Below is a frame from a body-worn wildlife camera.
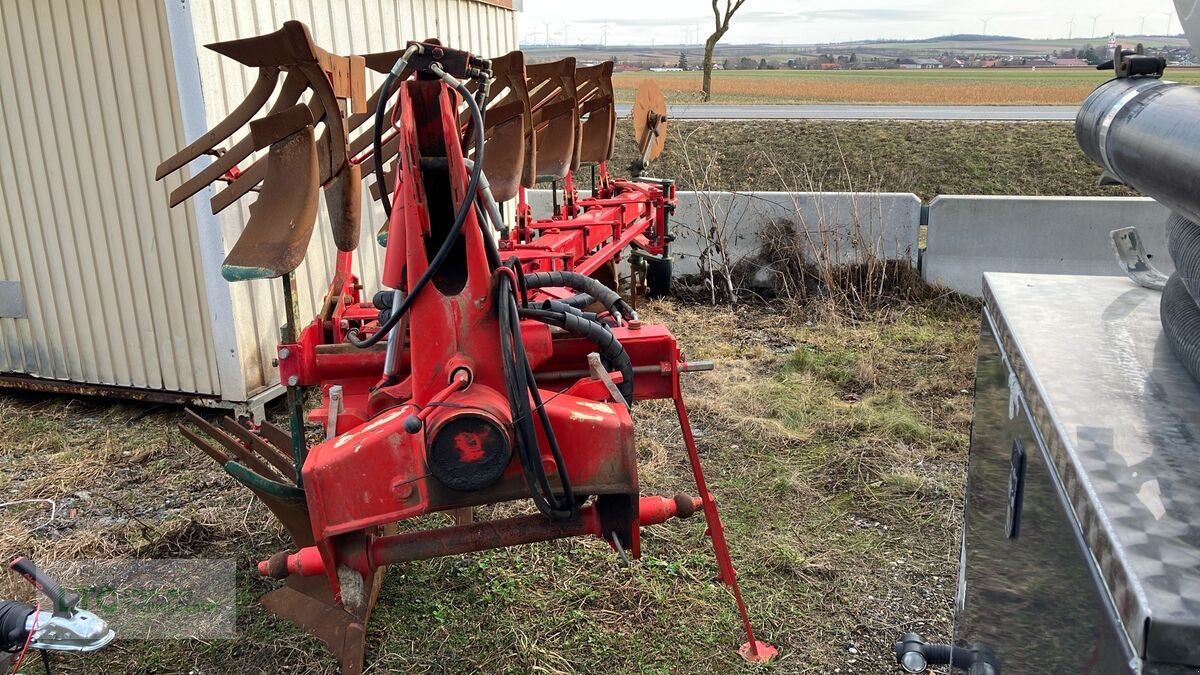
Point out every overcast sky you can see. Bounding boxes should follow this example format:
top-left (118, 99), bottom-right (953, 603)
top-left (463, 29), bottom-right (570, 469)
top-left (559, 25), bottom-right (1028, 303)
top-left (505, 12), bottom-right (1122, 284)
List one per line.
top-left (518, 0), bottom-right (1181, 45)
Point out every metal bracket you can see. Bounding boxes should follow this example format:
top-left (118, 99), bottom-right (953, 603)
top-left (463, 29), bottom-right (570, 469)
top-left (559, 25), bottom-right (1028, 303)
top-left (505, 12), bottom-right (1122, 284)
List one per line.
top-left (1111, 226), bottom-right (1168, 291)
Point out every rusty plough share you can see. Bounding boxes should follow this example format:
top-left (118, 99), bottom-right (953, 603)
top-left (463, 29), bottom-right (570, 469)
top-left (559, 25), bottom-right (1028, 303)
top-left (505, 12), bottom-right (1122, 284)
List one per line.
top-left (157, 21), bottom-right (774, 672)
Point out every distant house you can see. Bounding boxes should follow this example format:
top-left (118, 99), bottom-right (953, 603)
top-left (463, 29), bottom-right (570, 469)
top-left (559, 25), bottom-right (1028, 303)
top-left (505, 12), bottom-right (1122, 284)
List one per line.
top-left (898, 58), bottom-right (943, 69)
top-left (1050, 58), bottom-right (1089, 67)
top-left (612, 64), bottom-right (642, 72)
top-left (976, 59), bottom-right (998, 68)
top-left (1024, 58), bottom-right (1054, 68)
top-left (819, 62), bottom-right (840, 70)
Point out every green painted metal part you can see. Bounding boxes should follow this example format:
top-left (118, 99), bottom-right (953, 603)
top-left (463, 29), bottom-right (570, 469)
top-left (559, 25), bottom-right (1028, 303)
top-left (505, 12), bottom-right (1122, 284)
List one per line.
top-left (223, 461), bottom-right (307, 503)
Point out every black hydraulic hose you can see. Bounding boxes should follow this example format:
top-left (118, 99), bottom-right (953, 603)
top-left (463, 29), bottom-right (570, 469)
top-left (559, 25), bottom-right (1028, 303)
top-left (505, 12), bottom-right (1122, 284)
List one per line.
top-left (559, 293), bottom-right (595, 309)
top-left (534, 299), bottom-right (600, 323)
top-left (518, 307), bottom-right (634, 405)
top-left (522, 271), bottom-right (635, 323)
top-left (350, 67), bottom-right (489, 349)
top-left (373, 46), bottom-right (418, 219)
top-left (497, 265), bottom-right (577, 519)
top-left (478, 202), bottom-right (502, 271)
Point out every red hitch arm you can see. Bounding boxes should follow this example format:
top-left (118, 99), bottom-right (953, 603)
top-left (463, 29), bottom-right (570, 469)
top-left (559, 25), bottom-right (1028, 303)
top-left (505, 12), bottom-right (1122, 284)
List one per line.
top-left (260, 494), bottom-right (701, 579)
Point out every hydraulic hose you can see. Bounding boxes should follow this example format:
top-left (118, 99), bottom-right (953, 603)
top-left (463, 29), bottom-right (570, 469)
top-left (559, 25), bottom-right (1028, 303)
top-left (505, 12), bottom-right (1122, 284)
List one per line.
top-left (350, 62), bottom-right (489, 349)
top-left (522, 271), bottom-right (636, 324)
top-left (518, 307), bottom-right (634, 404)
top-left (497, 263), bottom-right (578, 519)
top-left (374, 45), bottom-right (420, 219)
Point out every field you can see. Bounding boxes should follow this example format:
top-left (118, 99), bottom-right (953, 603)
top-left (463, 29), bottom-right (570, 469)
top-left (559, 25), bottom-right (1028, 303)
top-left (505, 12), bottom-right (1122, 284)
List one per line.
top-left (0, 297), bottom-right (978, 674)
top-left (611, 68), bottom-right (1200, 105)
top-left (605, 120), bottom-right (1131, 201)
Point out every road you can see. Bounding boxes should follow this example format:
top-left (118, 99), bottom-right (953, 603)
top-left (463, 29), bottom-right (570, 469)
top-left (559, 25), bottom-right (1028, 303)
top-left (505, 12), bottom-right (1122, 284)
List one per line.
top-left (613, 104), bottom-right (1079, 121)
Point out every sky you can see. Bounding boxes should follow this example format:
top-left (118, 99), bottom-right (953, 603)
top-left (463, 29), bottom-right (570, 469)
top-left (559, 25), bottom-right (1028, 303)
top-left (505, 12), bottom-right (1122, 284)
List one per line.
top-left (517, 0), bottom-right (1182, 46)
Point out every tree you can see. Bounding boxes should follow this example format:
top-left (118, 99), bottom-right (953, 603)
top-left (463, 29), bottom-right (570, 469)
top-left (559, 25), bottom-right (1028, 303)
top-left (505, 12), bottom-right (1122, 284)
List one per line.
top-left (702, 0), bottom-right (749, 101)
top-left (757, 57), bottom-right (768, 70)
top-left (678, 51), bottom-right (689, 70)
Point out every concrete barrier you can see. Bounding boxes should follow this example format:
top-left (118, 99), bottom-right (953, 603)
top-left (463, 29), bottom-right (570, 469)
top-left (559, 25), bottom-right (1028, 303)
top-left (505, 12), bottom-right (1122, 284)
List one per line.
top-left (924, 196), bottom-right (1174, 296)
top-left (525, 189), bottom-right (921, 278)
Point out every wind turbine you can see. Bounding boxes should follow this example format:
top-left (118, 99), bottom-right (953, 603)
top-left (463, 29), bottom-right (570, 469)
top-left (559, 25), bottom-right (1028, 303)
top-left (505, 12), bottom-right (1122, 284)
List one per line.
top-left (1164, 11), bottom-right (1176, 35)
top-left (1066, 17), bottom-right (1075, 40)
top-left (601, 22), bottom-right (609, 47)
top-left (1090, 14), bottom-right (1101, 38)
top-left (1140, 14), bottom-right (1149, 36)
top-left (981, 16), bottom-right (993, 35)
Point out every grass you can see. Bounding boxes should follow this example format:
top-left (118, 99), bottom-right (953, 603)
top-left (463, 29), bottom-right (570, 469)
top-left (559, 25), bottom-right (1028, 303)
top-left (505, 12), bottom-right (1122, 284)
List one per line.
top-left (611, 68), bottom-right (1200, 105)
top-left (0, 296), bottom-right (979, 674)
top-left (606, 119), bottom-right (1132, 201)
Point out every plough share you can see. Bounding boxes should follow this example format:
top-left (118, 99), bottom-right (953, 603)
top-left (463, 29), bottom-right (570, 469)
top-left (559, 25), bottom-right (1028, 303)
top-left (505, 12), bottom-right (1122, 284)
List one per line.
top-left (157, 22), bottom-right (775, 673)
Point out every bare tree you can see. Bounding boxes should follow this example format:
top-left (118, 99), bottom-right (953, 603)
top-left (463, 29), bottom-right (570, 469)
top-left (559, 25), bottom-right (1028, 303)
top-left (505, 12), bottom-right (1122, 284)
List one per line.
top-left (702, 0), bottom-right (748, 102)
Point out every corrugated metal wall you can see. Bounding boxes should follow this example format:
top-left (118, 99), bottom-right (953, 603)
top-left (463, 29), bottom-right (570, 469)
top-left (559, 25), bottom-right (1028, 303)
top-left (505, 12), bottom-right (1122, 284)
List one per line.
top-left (185, 0), bottom-right (518, 395)
top-left (0, 0), bottom-right (221, 394)
top-left (0, 0), bottom-right (515, 401)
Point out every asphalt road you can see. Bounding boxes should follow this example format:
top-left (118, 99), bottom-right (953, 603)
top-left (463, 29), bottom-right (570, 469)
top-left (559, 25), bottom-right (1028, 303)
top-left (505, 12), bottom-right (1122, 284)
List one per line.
top-left (614, 104), bottom-right (1079, 121)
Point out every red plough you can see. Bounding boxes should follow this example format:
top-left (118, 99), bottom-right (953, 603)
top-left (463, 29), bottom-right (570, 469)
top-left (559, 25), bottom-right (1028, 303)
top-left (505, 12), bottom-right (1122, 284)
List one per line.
top-left (158, 25), bottom-right (775, 673)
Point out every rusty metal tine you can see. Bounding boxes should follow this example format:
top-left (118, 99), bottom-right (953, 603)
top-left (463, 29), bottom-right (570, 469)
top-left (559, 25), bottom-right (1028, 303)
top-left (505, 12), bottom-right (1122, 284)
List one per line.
top-left (217, 418), bottom-right (298, 484)
top-left (179, 425), bottom-right (229, 465)
top-left (368, 164), bottom-right (397, 203)
top-left (297, 62), bottom-right (348, 181)
top-left (258, 420), bottom-right (296, 454)
top-left (168, 73), bottom-right (308, 208)
top-left (350, 102), bottom-right (399, 155)
top-left (205, 21), bottom-right (318, 67)
top-left (209, 89), bottom-right (337, 214)
top-left (326, 163), bottom-right (362, 252)
top-left (185, 410), bottom-right (280, 480)
top-left (156, 68), bottom-right (280, 180)
top-left (210, 160), bottom-right (266, 214)
top-left (359, 133), bottom-right (400, 179)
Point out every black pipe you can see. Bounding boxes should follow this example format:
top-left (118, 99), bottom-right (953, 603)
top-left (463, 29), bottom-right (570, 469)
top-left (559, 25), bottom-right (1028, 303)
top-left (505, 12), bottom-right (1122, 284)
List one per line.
top-left (1076, 77), bottom-right (1200, 225)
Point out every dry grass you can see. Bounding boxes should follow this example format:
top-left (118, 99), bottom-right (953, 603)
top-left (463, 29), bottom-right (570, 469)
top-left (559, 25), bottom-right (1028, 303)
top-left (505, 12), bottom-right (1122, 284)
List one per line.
top-left (0, 296), bottom-right (978, 674)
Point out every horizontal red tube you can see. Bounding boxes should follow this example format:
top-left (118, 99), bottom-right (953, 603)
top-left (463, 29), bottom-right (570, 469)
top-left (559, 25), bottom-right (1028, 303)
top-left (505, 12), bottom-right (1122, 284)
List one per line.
top-left (259, 494), bottom-right (700, 579)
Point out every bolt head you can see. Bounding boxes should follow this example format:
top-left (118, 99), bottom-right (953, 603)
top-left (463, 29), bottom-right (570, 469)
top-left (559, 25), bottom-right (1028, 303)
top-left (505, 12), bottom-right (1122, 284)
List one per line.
top-left (287, 375), bottom-right (299, 386)
top-left (391, 480), bottom-right (414, 499)
top-left (278, 347), bottom-right (291, 359)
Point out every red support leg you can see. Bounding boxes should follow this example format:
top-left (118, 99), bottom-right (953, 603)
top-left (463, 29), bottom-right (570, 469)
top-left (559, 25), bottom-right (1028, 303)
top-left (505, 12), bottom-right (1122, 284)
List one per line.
top-left (672, 366), bottom-right (778, 664)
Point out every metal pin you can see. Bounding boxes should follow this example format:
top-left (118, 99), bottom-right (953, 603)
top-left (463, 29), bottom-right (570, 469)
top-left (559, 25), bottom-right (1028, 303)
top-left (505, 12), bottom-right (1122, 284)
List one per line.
top-left (611, 533), bottom-right (630, 566)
